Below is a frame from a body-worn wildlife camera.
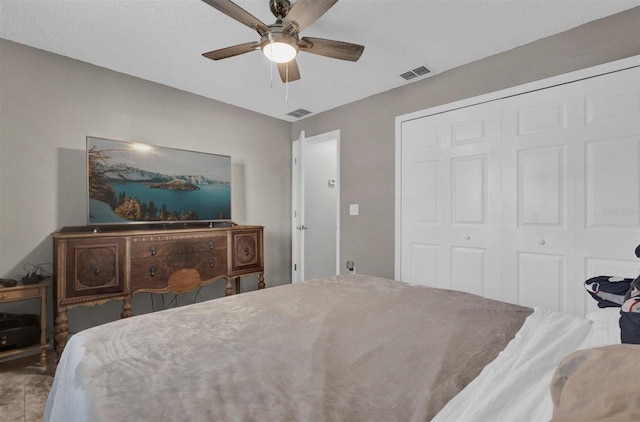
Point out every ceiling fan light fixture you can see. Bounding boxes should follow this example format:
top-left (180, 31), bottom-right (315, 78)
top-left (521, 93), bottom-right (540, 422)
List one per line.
top-left (261, 31), bottom-right (298, 63)
top-left (263, 41), bottom-right (297, 63)
top-left (201, 0), bottom-right (365, 82)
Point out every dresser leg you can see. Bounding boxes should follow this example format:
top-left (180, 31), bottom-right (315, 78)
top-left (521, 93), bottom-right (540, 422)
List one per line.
top-left (39, 346), bottom-right (47, 368)
top-left (225, 278), bottom-right (233, 296)
top-left (121, 297), bottom-right (133, 318)
top-left (258, 273), bottom-right (265, 289)
top-left (54, 309), bottom-right (68, 360)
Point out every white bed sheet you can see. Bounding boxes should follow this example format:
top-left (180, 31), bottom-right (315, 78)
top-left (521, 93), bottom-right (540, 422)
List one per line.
top-left (585, 307), bottom-right (622, 347)
top-left (433, 307), bottom-right (598, 422)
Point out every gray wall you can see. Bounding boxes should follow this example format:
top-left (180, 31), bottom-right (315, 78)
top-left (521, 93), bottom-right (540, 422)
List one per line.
top-left (0, 39), bottom-right (291, 332)
top-left (292, 7), bottom-right (640, 280)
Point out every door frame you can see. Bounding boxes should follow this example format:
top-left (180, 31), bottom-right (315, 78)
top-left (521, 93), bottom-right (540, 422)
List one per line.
top-left (292, 130), bottom-right (341, 282)
top-left (395, 55), bottom-right (640, 281)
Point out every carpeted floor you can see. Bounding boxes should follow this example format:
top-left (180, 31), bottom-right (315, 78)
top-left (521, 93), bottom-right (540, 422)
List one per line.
top-left (0, 351), bottom-right (56, 422)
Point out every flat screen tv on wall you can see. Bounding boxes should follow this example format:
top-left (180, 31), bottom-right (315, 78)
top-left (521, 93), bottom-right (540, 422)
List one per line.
top-left (87, 136), bottom-right (231, 226)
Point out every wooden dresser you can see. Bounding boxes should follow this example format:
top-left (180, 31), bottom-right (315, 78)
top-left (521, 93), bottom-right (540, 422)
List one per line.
top-left (52, 224), bottom-right (264, 357)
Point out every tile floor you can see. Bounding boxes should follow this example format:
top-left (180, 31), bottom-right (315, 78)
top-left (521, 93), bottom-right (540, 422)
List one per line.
top-left (0, 351), bottom-right (55, 422)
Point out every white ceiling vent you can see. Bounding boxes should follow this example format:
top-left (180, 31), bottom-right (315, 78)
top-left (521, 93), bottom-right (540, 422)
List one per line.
top-left (400, 65), bottom-right (433, 81)
top-left (287, 108), bottom-right (312, 118)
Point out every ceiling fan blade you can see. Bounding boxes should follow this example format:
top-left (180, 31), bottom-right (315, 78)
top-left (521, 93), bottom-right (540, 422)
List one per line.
top-left (299, 37), bottom-right (364, 62)
top-left (277, 60), bottom-right (301, 83)
top-left (201, 0), bottom-right (269, 34)
top-left (284, 0), bottom-right (338, 32)
top-left (202, 42), bottom-right (258, 60)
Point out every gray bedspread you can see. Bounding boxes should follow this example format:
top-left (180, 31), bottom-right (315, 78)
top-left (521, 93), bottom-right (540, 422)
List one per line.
top-left (45, 275), bottom-right (532, 421)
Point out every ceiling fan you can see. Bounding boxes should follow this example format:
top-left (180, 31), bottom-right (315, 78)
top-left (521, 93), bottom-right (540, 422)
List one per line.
top-left (201, 0), bottom-right (365, 83)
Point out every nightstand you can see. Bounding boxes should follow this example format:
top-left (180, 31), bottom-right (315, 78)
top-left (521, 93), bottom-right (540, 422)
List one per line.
top-left (0, 278), bottom-right (49, 368)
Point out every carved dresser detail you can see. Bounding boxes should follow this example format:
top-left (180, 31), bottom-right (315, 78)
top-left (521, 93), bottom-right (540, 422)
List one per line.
top-left (52, 224), bottom-right (264, 357)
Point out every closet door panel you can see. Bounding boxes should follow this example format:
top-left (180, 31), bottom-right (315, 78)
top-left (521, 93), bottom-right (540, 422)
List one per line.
top-left (448, 102), bottom-right (502, 300)
top-left (407, 159), bottom-right (440, 286)
top-left (401, 115), bottom-right (449, 288)
top-left (576, 67), bottom-right (640, 314)
top-left (451, 246), bottom-right (486, 296)
top-left (518, 146), bottom-right (565, 226)
top-left (452, 155), bottom-right (486, 224)
top-left (502, 83), bottom-right (580, 312)
top-left (410, 243), bottom-right (439, 287)
top-left (401, 101), bottom-right (502, 298)
top-left (518, 252), bottom-right (565, 311)
top-left (586, 138), bottom-right (638, 228)
top-left (410, 160), bottom-right (439, 223)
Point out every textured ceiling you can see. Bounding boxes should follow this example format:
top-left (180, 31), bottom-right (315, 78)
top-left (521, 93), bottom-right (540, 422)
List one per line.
top-left (1, 0), bottom-right (639, 122)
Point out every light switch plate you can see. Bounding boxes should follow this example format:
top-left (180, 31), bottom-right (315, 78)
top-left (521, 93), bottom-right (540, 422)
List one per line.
top-left (349, 204), bottom-right (359, 216)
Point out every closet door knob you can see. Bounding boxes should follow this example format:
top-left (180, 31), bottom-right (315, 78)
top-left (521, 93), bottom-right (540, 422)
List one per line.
top-left (537, 238), bottom-right (546, 245)
top-left (464, 234), bottom-right (471, 240)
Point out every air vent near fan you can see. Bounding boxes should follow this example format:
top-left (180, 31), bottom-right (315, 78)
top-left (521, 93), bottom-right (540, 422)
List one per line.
top-left (400, 65), bottom-right (433, 81)
top-left (287, 108), bottom-right (312, 118)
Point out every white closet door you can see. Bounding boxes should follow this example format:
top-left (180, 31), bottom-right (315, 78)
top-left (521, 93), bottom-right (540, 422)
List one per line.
top-left (400, 101), bottom-right (503, 299)
top-left (401, 112), bottom-right (448, 288)
top-left (576, 68), bottom-right (640, 314)
top-left (501, 67), bottom-right (640, 315)
top-left (501, 82), bottom-right (582, 313)
top-left (399, 63), bottom-right (640, 316)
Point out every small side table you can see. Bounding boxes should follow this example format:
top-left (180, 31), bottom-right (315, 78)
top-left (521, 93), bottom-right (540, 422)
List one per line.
top-left (0, 278), bottom-right (49, 368)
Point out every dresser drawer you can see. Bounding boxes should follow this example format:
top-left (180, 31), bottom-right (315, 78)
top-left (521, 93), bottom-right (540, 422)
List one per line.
top-left (130, 249), bottom-right (228, 293)
top-left (64, 237), bottom-right (126, 298)
top-left (0, 286), bottom-right (41, 301)
top-left (230, 228), bottom-right (264, 276)
top-left (130, 235), bottom-right (227, 259)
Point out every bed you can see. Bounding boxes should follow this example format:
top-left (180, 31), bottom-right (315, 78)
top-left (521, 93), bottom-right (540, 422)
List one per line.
top-left (44, 274), bottom-right (638, 421)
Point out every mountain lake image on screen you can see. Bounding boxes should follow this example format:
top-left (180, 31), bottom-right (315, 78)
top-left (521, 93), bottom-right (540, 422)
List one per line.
top-left (86, 137), bottom-right (231, 225)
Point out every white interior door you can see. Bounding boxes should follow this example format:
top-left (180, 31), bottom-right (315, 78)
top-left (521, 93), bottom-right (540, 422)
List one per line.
top-left (292, 132), bottom-right (304, 282)
top-left (292, 130), bottom-right (340, 282)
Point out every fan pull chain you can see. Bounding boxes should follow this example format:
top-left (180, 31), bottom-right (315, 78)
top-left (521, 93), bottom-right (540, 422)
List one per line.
top-left (270, 59), bottom-right (274, 88)
top-left (269, 37), bottom-right (275, 89)
top-left (269, 38), bottom-right (274, 89)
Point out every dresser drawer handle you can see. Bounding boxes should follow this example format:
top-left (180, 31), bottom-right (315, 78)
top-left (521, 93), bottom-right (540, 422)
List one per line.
top-left (149, 266), bottom-right (156, 277)
top-left (93, 264), bottom-right (101, 275)
top-left (150, 246), bottom-right (156, 256)
top-left (209, 259), bottom-right (215, 268)
top-left (209, 241), bottom-right (215, 249)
